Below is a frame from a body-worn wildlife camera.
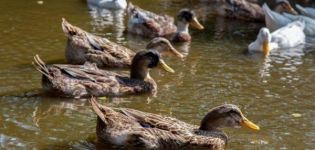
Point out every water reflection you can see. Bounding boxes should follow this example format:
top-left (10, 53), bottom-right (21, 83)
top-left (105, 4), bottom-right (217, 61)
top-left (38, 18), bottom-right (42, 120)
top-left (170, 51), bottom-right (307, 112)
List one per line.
top-left (258, 45), bottom-right (305, 82)
top-left (87, 3), bottom-right (126, 43)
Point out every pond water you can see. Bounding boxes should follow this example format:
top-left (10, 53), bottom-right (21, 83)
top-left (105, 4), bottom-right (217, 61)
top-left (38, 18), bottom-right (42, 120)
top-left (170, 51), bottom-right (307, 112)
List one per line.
top-left (0, 0), bottom-right (314, 149)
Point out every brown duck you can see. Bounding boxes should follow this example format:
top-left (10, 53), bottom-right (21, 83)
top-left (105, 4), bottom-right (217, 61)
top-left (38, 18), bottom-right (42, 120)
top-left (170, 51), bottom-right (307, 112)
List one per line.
top-left (90, 98), bottom-right (260, 149)
top-left (215, 0), bottom-right (298, 22)
top-left (33, 50), bottom-right (174, 98)
top-left (127, 3), bottom-right (204, 42)
top-left (62, 18), bottom-right (183, 67)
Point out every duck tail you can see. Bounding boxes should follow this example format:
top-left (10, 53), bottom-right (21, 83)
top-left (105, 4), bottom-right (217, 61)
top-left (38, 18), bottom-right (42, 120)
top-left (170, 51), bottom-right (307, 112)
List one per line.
top-left (90, 97), bottom-right (116, 125)
top-left (32, 55), bottom-right (53, 80)
top-left (61, 18), bottom-right (83, 38)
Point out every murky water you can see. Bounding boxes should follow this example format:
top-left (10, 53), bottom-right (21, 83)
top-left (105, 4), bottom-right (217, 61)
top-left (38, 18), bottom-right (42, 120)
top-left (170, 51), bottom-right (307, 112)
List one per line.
top-left (0, 0), bottom-right (314, 149)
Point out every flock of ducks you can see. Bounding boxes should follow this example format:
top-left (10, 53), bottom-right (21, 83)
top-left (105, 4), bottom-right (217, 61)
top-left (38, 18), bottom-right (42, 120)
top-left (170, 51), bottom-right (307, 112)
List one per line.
top-left (32, 0), bottom-right (314, 149)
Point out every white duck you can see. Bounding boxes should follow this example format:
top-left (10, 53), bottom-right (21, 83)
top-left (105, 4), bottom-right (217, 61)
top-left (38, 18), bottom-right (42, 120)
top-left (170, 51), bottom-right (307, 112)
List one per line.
top-left (296, 4), bottom-right (315, 19)
top-left (248, 21), bottom-right (305, 56)
top-left (263, 3), bottom-right (315, 36)
top-left (87, 0), bottom-right (127, 9)
top-left (282, 13), bottom-right (315, 36)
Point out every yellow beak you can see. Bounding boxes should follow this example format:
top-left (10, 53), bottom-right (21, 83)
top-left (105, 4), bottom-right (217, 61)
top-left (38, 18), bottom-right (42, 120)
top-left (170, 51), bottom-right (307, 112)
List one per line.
top-left (190, 17), bottom-right (204, 30)
top-left (169, 47), bottom-right (184, 59)
top-left (288, 6), bottom-right (298, 15)
top-left (159, 59), bottom-right (175, 73)
top-left (240, 117), bottom-right (260, 130)
top-left (262, 41), bottom-right (270, 57)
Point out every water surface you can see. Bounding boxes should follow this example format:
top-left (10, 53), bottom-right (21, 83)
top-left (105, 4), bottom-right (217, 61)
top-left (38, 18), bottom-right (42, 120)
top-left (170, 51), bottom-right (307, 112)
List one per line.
top-left (0, 0), bottom-right (314, 149)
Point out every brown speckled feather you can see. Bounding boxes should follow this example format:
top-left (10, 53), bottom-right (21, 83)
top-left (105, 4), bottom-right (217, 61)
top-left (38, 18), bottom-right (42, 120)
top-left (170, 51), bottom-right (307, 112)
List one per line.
top-left (33, 55), bottom-right (156, 98)
top-left (218, 0), bottom-right (264, 22)
top-left (62, 18), bottom-right (135, 68)
top-left (90, 99), bottom-right (227, 149)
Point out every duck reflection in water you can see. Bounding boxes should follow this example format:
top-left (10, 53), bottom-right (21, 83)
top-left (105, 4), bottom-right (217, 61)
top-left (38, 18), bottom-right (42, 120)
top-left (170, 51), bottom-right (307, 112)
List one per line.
top-left (87, 2), bottom-right (126, 42)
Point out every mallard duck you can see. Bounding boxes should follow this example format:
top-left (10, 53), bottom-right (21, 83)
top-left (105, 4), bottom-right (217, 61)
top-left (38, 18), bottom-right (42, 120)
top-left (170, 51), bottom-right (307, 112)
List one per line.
top-left (62, 18), bottom-right (183, 68)
top-left (263, 4), bottom-right (315, 36)
top-left (127, 3), bottom-right (204, 42)
top-left (296, 4), bottom-right (315, 19)
top-left (215, 0), bottom-right (297, 22)
top-left (90, 98), bottom-right (259, 149)
top-left (33, 50), bottom-right (175, 98)
top-left (87, 0), bottom-right (127, 9)
top-left (248, 21), bottom-right (305, 56)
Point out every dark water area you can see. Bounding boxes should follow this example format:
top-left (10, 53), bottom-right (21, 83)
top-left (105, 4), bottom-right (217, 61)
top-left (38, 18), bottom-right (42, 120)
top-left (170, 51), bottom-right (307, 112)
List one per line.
top-left (0, 0), bottom-right (314, 149)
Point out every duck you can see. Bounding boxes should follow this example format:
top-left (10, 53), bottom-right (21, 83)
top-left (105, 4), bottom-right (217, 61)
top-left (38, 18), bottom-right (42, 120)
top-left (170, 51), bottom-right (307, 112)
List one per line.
top-left (33, 50), bottom-right (175, 98)
top-left (87, 0), bottom-right (127, 9)
top-left (263, 3), bottom-right (315, 36)
top-left (127, 3), bottom-right (204, 42)
top-left (296, 4), bottom-right (315, 19)
top-left (248, 21), bottom-right (305, 56)
top-left (215, 0), bottom-right (297, 22)
top-left (90, 98), bottom-right (260, 149)
top-left (62, 18), bottom-right (183, 68)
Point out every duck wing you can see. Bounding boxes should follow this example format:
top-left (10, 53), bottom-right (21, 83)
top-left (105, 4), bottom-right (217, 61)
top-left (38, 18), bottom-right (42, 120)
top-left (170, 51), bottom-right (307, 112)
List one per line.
top-left (296, 4), bottom-right (315, 20)
top-left (262, 3), bottom-right (292, 31)
top-left (282, 13), bottom-right (315, 36)
top-left (117, 108), bottom-right (197, 135)
top-left (271, 21), bottom-right (305, 48)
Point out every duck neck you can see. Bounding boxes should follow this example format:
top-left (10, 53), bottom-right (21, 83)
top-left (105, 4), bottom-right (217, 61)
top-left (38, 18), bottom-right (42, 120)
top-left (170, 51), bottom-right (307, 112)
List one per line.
top-left (176, 21), bottom-right (189, 34)
top-left (130, 63), bottom-right (149, 81)
top-left (199, 113), bottom-right (221, 131)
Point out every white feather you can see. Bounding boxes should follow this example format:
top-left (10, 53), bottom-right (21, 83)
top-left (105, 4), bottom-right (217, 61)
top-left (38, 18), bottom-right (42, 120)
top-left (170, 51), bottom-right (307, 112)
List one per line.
top-left (248, 21), bottom-right (305, 53)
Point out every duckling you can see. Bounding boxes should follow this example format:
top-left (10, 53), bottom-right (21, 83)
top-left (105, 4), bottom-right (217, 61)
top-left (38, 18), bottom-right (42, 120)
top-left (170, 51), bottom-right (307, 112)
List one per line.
top-left (90, 98), bottom-right (259, 149)
top-left (62, 18), bottom-right (183, 68)
top-left (87, 0), bottom-right (127, 9)
top-left (33, 50), bottom-right (174, 98)
top-left (216, 0), bottom-right (297, 22)
top-left (127, 3), bottom-right (204, 42)
top-left (248, 21), bottom-right (305, 56)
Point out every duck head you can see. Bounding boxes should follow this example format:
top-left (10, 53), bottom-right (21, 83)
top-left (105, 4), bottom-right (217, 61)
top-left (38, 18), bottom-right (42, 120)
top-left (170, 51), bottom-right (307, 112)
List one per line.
top-left (146, 37), bottom-right (184, 58)
top-left (177, 9), bottom-right (204, 31)
top-left (257, 28), bottom-right (272, 57)
top-left (130, 50), bottom-right (174, 80)
top-left (274, 0), bottom-right (298, 15)
top-left (199, 104), bottom-right (260, 131)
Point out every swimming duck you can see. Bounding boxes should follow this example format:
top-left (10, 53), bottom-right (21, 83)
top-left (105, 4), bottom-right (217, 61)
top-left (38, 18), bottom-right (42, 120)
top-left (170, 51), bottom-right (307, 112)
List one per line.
top-left (215, 0), bottom-right (297, 22)
top-left (127, 3), bottom-right (204, 42)
top-left (62, 18), bottom-right (183, 68)
top-left (248, 21), bottom-right (305, 56)
top-left (263, 4), bottom-right (315, 36)
top-left (87, 0), bottom-right (127, 9)
top-left (33, 50), bottom-right (174, 98)
top-left (296, 4), bottom-right (315, 19)
top-left (90, 98), bottom-right (259, 149)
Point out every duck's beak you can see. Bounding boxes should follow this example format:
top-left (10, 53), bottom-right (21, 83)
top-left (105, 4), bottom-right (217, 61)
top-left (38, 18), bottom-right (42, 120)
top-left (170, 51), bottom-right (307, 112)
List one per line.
top-left (159, 59), bottom-right (175, 73)
top-left (240, 116), bottom-right (260, 130)
top-left (169, 47), bottom-right (184, 59)
top-left (288, 6), bottom-right (298, 15)
top-left (262, 40), bottom-right (270, 57)
top-left (190, 17), bottom-right (204, 30)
